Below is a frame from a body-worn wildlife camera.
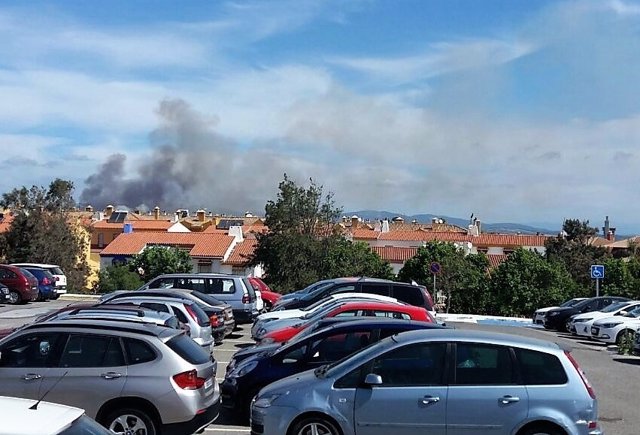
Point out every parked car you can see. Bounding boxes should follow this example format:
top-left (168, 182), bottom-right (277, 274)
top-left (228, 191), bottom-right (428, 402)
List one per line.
top-left (0, 283), bottom-right (10, 304)
top-left (248, 277), bottom-right (281, 311)
top-left (102, 289), bottom-right (234, 342)
top-left (568, 300), bottom-right (640, 337)
top-left (0, 319), bottom-right (220, 435)
top-left (21, 267), bottom-right (57, 301)
top-left (259, 300), bottom-right (434, 344)
top-left (532, 297), bottom-right (587, 325)
top-left (591, 306), bottom-right (640, 345)
top-left (271, 277), bottom-right (435, 317)
top-left (251, 328), bottom-right (602, 435)
top-left (251, 293), bottom-right (400, 340)
top-left (11, 263), bottom-right (67, 299)
top-left (140, 273), bottom-right (259, 323)
top-left (544, 295), bottom-right (631, 331)
top-left (52, 304), bottom-right (184, 330)
top-left (223, 318), bottom-right (446, 421)
top-left (101, 294), bottom-right (217, 351)
top-left (0, 395), bottom-right (111, 435)
top-left (0, 264), bottom-right (39, 304)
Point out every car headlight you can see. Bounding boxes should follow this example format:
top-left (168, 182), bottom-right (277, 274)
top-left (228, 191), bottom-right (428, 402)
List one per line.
top-left (600, 322), bottom-right (623, 328)
top-left (260, 337), bottom-right (275, 344)
top-left (228, 360), bottom-right (258, 378)
top-left (256, 328), bottom-right (267, 337)
top-left (253, 393), bottom-right (282, 409)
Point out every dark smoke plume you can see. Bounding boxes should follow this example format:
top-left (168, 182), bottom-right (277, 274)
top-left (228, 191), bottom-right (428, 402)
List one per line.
top-left (80, 99), bottom-right (291, 214)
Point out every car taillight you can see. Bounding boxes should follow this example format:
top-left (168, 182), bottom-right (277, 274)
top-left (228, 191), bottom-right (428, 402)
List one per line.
top-left (185, 305), bottom-right (199, 322)
top-left (209, 314), bottom-right (220, 328)
top-left (565, 350), bottom-right (596, 399)
top-left (54, 276), bottom-right (60, 282)
top-left (242, 294), bottom-right (250, 304)
top-left (172, 369), bottom-right (205, 390)
top-left (42, 277), bottom-right (51, 286)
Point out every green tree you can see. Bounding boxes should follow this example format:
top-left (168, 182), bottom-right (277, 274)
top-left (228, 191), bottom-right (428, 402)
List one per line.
top-left (599, 257), bottom-right (640, 299)
top-left (490, 248), bottom-right (576, 317)
top-left (0, 179), bottom-right (90, 291)
top-left (545, 218), bottom-right (608, 294)
top-left (322, 238), bottom-right (394, 281)
top-left (398, 242), bottom-right (490, 314)
top-left (95, 265), bottom-right (144, 293)
top-left (128, 246), bottom-right (193, 283)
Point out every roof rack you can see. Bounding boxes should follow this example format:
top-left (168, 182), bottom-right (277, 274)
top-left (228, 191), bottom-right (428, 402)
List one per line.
top-left (67, 305), bottom-right (148, 317)
top-left (24, 320), bottom-right (162, 337)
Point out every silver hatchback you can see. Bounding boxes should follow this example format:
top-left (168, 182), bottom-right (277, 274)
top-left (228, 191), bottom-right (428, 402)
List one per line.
top-left (251, 329), bottom-right (602, 435)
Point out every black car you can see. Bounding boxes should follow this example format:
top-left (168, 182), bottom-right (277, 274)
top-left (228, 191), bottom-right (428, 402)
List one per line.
top-left (221, 318), bottom-right (446, 421)
top-left (544, 295), bottom-right (631, 331)
top-left (0, 283), bottom-right (9, 303)
top-left (271, 277), bottom-right (434, 313)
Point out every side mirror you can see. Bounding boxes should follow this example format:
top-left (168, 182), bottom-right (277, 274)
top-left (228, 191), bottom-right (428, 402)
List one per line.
top-left (364, 373), bottom-right (383, 386)
top-left (619, 311), bottom-right (628, 317)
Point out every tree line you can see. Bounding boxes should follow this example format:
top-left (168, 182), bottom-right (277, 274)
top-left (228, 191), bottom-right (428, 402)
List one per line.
top-left (2, 177), bottom-right (639, 317)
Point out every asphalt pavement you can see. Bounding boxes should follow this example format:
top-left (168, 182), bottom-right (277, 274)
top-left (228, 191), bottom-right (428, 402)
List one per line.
top-left (1, 298), bottom-right (638, 435)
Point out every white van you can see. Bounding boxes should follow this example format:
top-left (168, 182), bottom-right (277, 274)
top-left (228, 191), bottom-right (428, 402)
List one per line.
top-left (10, 263), bottom-right (67, 298)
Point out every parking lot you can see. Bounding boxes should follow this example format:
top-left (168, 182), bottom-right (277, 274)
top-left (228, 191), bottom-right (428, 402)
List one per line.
top-left (1, 299), bottom-right (639, 435)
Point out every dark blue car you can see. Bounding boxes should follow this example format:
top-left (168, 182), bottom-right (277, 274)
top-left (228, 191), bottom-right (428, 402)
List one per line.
top-left (221, 317), bottom-right (446, 421)
top-left (22, 267), bottom-right (56, 301)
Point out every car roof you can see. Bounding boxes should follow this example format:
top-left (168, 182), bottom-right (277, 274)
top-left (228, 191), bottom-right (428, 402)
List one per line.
top-left (105, 291), bottom-right (193, 303)
top-left (10, 263), bottom-right (62, 269)
top-left (153, 273), bottom-right (246, 279)
top-left (15, 318), bottom-right (182, 340)
top-left (0, 396), bottom-right (85, 435)
top-left (315, 318), bottom-right (445, 332)
top-left (334, 301), bottom-right (416, 310)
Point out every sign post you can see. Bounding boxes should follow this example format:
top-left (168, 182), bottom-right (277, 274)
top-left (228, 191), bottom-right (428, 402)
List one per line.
top-left (590, 265), bottom-right (605, 297)
top-left (430, 262), bottom-right (442, 310)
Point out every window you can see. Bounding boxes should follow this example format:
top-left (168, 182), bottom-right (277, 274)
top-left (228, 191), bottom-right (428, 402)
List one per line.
top-left (140, 302), bottom-right (170, 313)
top-left (334, 310), bottom-right (360, 317)
top-left (454, 343), bottom-right (515, 385)
top-left (59, 335), bottom-right (124, 368)
top-left (515, 348), bottom-right (567, 385)
top-left (374, 310), bottom-right (410, 320)
top-left (148, 278), bottom-right (175, 289)
top-left (361, 283), bottom-right (390, 296)
top-left (370, 342), bottom-right (447, 386)
top-left (0, 268), bottom-right (17, 279)
top-left (166, 334), bottom-right (210, 365)
top-left (310, 332), bottom-right (372, 363)
top-left (124, 338), bottom-right (157, 365)
top-left (392, 285), bottom-right (424, 307)
top-left (328, 284), bottom-right (356, 295)
top-left (0, 332), bottom-right (64, 368)
top-left (97, 233), bottom-right (105, 248)
top-left (207, 278), bottom-right (236, 294)
top-left (171, 306), bottom-right (189, 323)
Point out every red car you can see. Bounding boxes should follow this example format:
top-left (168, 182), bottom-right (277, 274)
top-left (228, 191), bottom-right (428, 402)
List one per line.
top-left (0, 264), bottom-right (39, 304)
top-left (260, 300), bottom-right (434, 344)
top-left (248, 277), bottom-right (281, 310)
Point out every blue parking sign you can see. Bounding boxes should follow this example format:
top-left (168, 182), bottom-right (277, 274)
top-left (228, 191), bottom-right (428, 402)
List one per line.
top-left (590, 265), bottom-right (605, 279)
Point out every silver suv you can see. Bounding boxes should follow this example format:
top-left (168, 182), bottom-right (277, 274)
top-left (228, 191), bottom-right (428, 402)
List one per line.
top-left (0, 319), bottom-right (220, 435)
top-left (140, 273), bottom-right (259, 323)
top-left (251, 328), bottom-right (602, 435)
top-left (102, 295), bottom-right (215, 354)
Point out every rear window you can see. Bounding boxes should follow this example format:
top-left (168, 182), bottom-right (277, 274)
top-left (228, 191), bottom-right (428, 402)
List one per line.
top-left (166, 334), bottom-right (210, 364)
top-left (205, 278), bottom-right (236, 294)
top-left (392, 285), bottom-right (428, 309)
top-left (50, 267), bottom-right (65, 275)
top-left (189, 302), bottom-right (212, 327)
top-left (243, 278), bottom-right (256, 300)
top-left (191, 291), bottom-right (224, 306)
top-left (515, 348), bottom-right (568, 385)
top-left (59, 415), bottom-right (111, 435)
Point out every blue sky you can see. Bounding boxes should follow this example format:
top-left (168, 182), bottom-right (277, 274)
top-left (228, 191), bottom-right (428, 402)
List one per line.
top-left (2, 0), bottom-right (640, 233)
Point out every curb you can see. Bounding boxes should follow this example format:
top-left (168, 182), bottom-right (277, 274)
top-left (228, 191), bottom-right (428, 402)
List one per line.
top-left (59, 293), bottom-right (102, 301)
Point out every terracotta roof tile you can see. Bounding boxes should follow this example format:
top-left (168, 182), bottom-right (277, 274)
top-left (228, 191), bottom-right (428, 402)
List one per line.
top-left (487, 254), bottom-right (509, 269)
top-left (371, 246), bottom-right (418, 263)
top-left (0, 213), bottom-right (14, 233)
top-left (224, 239), bottom-right (257, 266)
top-left (472, 234), bottom-right (549, 247)
top-left (351, 228), bottom-right (380, 240)
top-left (100, 232), bottom-right (235, 258)
top-left (377, 231), bottom-right (471, 243)
top-left (92, 220), bottom-right (174, 231)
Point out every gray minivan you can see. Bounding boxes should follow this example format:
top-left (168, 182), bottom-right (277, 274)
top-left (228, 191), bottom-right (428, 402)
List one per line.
top-left (140, 274), bottom-right (259, 323)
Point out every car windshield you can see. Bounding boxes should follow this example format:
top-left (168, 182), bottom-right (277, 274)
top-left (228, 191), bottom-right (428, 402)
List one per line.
top-left (626, 307), bottom-right (640, 317)
top-left (300, 282), bottom-right (337, 302)
top-left (303, 296), bottom-right (335, 312)
top-left (560, 298), bottom-right (583, 308)
top-left (601, 301), bottom-right (630, 313)
top-left (301, 301), bottom-right (343, 320)
top-left (58, 415), bottom-right (111, 434)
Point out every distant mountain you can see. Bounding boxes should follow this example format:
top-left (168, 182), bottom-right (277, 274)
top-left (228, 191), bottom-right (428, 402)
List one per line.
top-left (345, 210), bottom-right (559, 235)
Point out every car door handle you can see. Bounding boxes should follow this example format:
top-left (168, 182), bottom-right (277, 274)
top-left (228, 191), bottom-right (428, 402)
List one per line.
top-left (421, 395), bottom-right (440, 404)
top-left (101, 372), bottom-right (122, 380)
top-left (22, 373), bottom-right (42, 381)
top-left (500, 395), bottom-right (520, 404)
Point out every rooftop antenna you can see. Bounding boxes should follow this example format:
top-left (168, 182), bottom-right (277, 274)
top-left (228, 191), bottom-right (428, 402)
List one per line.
top-left (29, 371), bottom-right (68, 410)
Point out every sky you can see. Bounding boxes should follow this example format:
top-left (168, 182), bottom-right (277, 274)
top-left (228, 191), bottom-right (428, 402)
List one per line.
top-left (2, 0), bottom-right (640, 233)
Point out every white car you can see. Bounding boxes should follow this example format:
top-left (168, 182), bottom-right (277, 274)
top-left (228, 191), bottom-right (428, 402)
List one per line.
top-left (250, 292), bottom-right (399, 339)
top-left (591, 307), bottom-right (640, 345)
top-left (532, 297), bottom-right (587, 325)
top-left (0, 396), bottom-right (110, 435)
top-left (570, 300), bottom-right (640, 337)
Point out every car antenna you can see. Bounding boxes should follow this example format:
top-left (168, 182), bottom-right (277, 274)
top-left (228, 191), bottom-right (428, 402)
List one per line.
top-left (29, 371), bottom-right (68, 410)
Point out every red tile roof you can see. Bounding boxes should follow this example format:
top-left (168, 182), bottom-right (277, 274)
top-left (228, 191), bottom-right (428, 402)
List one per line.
top-left (0, 213), bottom-right (14, 233)
top-left (92, 220), bottom-right (174, 231)
top-left (377, 230), bottom-right (471, 243)
top-left (224, 239), bottom-right (257, 266)
top-left (487, 254), bottom-right (509, 269)
top-left (100, 232), bottom-right (235, 258)
top-left (371, 246), bottom-right (418, 263)
top-left (351, 228), bottom-right (380, 240)
top-left (472, 234), bottom-right (549, 247)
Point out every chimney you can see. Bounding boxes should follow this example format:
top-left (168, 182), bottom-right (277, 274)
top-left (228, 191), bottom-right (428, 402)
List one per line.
top-left (381, 219), bottom-right (390, 233)
top-left (475, 219), bottom-right (481, 234)
top-left (351, 215), bottom-right (359, 229)
top-left (197, 209), bottom-right (206, 222)
top-left (154, 206), bottom-right (160, 220)
top-left (85, 205), bottom-right (93, 212)
top-left (105, 205), bottom-right (114, 219)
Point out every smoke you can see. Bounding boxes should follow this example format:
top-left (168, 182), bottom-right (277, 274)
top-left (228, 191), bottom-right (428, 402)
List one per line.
top-left (80, 98), bottom-right (292, 214)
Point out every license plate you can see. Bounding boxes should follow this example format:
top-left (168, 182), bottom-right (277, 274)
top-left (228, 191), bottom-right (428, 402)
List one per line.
top-left (204, 378), bottom-right (213, 389)
top-left (591, 327), bottom-right (598, 335)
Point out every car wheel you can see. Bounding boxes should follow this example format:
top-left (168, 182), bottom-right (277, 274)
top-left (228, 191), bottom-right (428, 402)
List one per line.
top-left (8, 291), bottom-right (21, 305)
top-left (290, 416), bottom-right (341, 435)
top-left (519, 423), bottom-right (564, 435)
top-left (616, 329), bottom-right (635, 346)
top-left (104, 408), bottom-right (157, 435)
